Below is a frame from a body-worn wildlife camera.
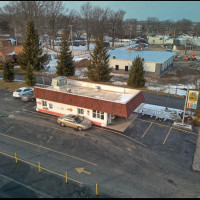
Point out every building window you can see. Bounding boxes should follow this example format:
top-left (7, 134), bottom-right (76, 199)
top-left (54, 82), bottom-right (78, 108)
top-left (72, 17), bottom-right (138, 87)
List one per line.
top-left (93, 110), bottom-right (96, 118)
top-left (42, 100), bottom-right (47, 106)
top-left (93, 110), bottom-right (104, 120)
top-left (49, 103), bottom-right (53, 109)
top-left (101, 112), bottom-right (104, 120)
top-left (78, 108), bottom-right (84, 114)
top-left (125, 66), bottom-right (128, 71)
top-left (115, 65), bottom-right (119, 70)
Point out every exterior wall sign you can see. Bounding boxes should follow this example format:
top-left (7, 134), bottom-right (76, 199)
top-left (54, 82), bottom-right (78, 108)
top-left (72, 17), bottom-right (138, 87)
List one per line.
top-left (186, 90), bottom-right (199, 109)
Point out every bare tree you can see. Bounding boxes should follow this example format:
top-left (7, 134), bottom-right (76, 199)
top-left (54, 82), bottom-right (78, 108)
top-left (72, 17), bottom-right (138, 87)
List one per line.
top-left (193, 22), bottom-right (200, 37)
top-left (2, 1), bottom-right (48, 41)
top-left (79, 2), bottom-right (93, 51)
top-left (146, 17), bottom-right (160, 35)
top-left (160, 19), bottom-right (174, 36)
top-left (60, 9), bottom-right (80, 38)
top-left (108, 9), bottom-right (126, 47)
top-left (123, 19), bottom-right (137, 39)
top-left (46, 1), bottom-right (65, 48)
top-left (90, 6), bottom-right (110, 40)
top-left (0, 8), bottom-right (12, 35)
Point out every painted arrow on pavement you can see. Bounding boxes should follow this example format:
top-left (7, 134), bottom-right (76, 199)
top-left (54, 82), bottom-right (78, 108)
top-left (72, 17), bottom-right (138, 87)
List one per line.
top-left (75, 167), bottom-right (91, 175)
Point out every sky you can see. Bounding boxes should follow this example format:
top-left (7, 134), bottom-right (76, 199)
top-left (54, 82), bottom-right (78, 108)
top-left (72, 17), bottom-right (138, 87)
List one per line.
top-left (0, 1), bottom-right (200, 22)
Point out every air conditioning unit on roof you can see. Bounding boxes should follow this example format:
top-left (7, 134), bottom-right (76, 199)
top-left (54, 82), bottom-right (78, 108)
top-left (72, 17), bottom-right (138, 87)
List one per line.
top-left (51, 76), bottom-right (67, 89)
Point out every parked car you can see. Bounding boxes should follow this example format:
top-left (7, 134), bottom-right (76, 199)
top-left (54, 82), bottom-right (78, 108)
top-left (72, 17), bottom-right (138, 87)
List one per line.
top-left (57, 114), bottom-right (92, 131)
top-left (21, 91), bottom-right (35, 102)
top-left (13, 87), bottom-right (34, 98)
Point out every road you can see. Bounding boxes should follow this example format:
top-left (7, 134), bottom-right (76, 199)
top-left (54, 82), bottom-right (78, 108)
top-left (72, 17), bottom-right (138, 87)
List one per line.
top-left (0, 72), bottom-right (185, 109)
top-left (0, 90), bottom-right (200, 197)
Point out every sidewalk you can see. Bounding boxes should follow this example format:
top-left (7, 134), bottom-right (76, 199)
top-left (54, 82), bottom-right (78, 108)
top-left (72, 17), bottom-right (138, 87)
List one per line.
top-left (106, 114), bottom-right (138, 132)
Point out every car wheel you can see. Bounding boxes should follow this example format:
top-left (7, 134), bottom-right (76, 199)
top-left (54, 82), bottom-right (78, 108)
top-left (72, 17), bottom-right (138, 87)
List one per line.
top-left (60, 122), bottom-right (65, 127)
top-left (78, 126), bottom-right (83, 131)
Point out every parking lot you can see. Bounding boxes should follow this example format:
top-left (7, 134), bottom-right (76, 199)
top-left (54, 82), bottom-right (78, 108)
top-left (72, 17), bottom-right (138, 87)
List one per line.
top-left (125, 116), bottom-right (198, 170)
top-left (0, 89), bottom-right (200, 197)
top-left (0, 89), bottom-right (198, 170)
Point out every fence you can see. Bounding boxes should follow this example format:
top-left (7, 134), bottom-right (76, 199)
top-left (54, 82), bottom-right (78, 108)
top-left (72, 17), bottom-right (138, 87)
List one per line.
top-left (136, 107), bottom-right (169, 121)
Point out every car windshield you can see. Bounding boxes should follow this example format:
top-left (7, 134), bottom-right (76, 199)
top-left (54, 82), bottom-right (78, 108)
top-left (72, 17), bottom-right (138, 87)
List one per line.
top-left (74, 116), bottom-right (84, 124)
top-left (16, 89), bottom-right (22, 92)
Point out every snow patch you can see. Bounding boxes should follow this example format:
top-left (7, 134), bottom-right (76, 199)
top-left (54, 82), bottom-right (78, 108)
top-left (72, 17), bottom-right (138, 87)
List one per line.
top-left (146, 83), bottom-right (196, 96)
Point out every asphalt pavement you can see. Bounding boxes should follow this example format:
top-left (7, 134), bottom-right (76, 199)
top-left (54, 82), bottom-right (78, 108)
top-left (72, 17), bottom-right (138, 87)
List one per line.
top-left (0, 90), bottom-right (200, 197)
top-left (0, 154), bottom-right (99, 198)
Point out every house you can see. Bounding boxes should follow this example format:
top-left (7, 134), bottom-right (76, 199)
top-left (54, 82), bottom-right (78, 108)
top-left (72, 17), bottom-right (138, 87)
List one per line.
top-left (0, 38), bottom-right (24, 62)
top-left (33, 77), bottom-right (145, 127)
top-left (148, 35), bottom-right (174, 45)
top-left (0, 38), bottom-right (12, 47)
top-left (109, 49), bottom-right (176, 77)
top-left (0, 46), bottom-right (23, 62)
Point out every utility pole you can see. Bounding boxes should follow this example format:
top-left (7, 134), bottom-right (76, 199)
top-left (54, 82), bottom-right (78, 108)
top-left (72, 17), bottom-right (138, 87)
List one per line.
top-left (14, 28), bottom-right (18, 46)
top-left (69, 25), bottom-right (74, 56)
top-left (129, 25), bottom-right (132, 45)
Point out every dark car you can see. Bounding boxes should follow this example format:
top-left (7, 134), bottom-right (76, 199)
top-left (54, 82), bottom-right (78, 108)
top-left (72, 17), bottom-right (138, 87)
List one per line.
top-left (21, 91), bottom-right (35, 102)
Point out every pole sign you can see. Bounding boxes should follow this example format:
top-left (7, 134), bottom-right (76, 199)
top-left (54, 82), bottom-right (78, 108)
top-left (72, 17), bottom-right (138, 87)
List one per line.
top-left (186, 90), bottom-right (199, 109)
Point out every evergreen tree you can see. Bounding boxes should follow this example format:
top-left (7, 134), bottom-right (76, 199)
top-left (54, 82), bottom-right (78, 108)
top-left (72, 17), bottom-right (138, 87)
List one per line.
top-left (18, 20), bottom-right (48, 71)
top-left (56, 33), bottom-right (75, 76)
top-left (127, 56), bottom-right (145, 88)
top-left (3, 61), bottom-right (15, 82)
top-left (87, 35), bottom-right (112, 82)
top-left (24, 63), bottom-right (36, 86)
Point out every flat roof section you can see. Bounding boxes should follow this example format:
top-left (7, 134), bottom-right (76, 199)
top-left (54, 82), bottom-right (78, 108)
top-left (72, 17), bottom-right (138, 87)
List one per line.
top-left (45, 84), bottom-right (140, 104)
top-left (109, 49), bottom-right (176, 63)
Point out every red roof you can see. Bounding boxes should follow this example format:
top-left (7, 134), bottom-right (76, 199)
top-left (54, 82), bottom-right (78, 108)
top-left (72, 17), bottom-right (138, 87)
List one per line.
top-left (34, 87), bottom-right (145, 118)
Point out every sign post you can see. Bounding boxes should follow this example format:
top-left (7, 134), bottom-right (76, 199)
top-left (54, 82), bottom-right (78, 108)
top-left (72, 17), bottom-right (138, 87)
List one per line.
top-left (182, 89), bottom-right (189, 125)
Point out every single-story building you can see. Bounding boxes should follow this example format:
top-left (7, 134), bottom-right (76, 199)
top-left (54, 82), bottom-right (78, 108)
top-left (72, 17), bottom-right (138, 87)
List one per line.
top-left (109, 49), bottom-right (176, 77)
top-left (0, 45), bottom-right (23, 62)
top-left (34, 77), bottom-right (145, 127)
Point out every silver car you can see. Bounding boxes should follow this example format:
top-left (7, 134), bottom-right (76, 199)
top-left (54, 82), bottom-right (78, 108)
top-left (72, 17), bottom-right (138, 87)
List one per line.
top-left (13, 87), bottom-right (34, 98)
top-left (57, 114), bottom-right (92, 131)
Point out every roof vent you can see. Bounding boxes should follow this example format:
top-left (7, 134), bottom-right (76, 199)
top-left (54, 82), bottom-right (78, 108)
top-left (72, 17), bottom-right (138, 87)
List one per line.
top-left (67, 88), bottom-right (71, 93)
top-left (96, 85), bottom-right (101, 90)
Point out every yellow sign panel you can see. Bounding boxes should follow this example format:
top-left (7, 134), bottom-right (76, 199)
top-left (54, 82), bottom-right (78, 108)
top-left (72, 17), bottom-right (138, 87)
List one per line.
top-left (187, 90), bottom-right (199, 109)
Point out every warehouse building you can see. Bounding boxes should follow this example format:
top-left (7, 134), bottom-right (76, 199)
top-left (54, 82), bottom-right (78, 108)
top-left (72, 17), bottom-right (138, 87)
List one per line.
top-left (34, 77), bottom-right (145, 127)
top-left (109, 49), bottom-right (176, 77)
